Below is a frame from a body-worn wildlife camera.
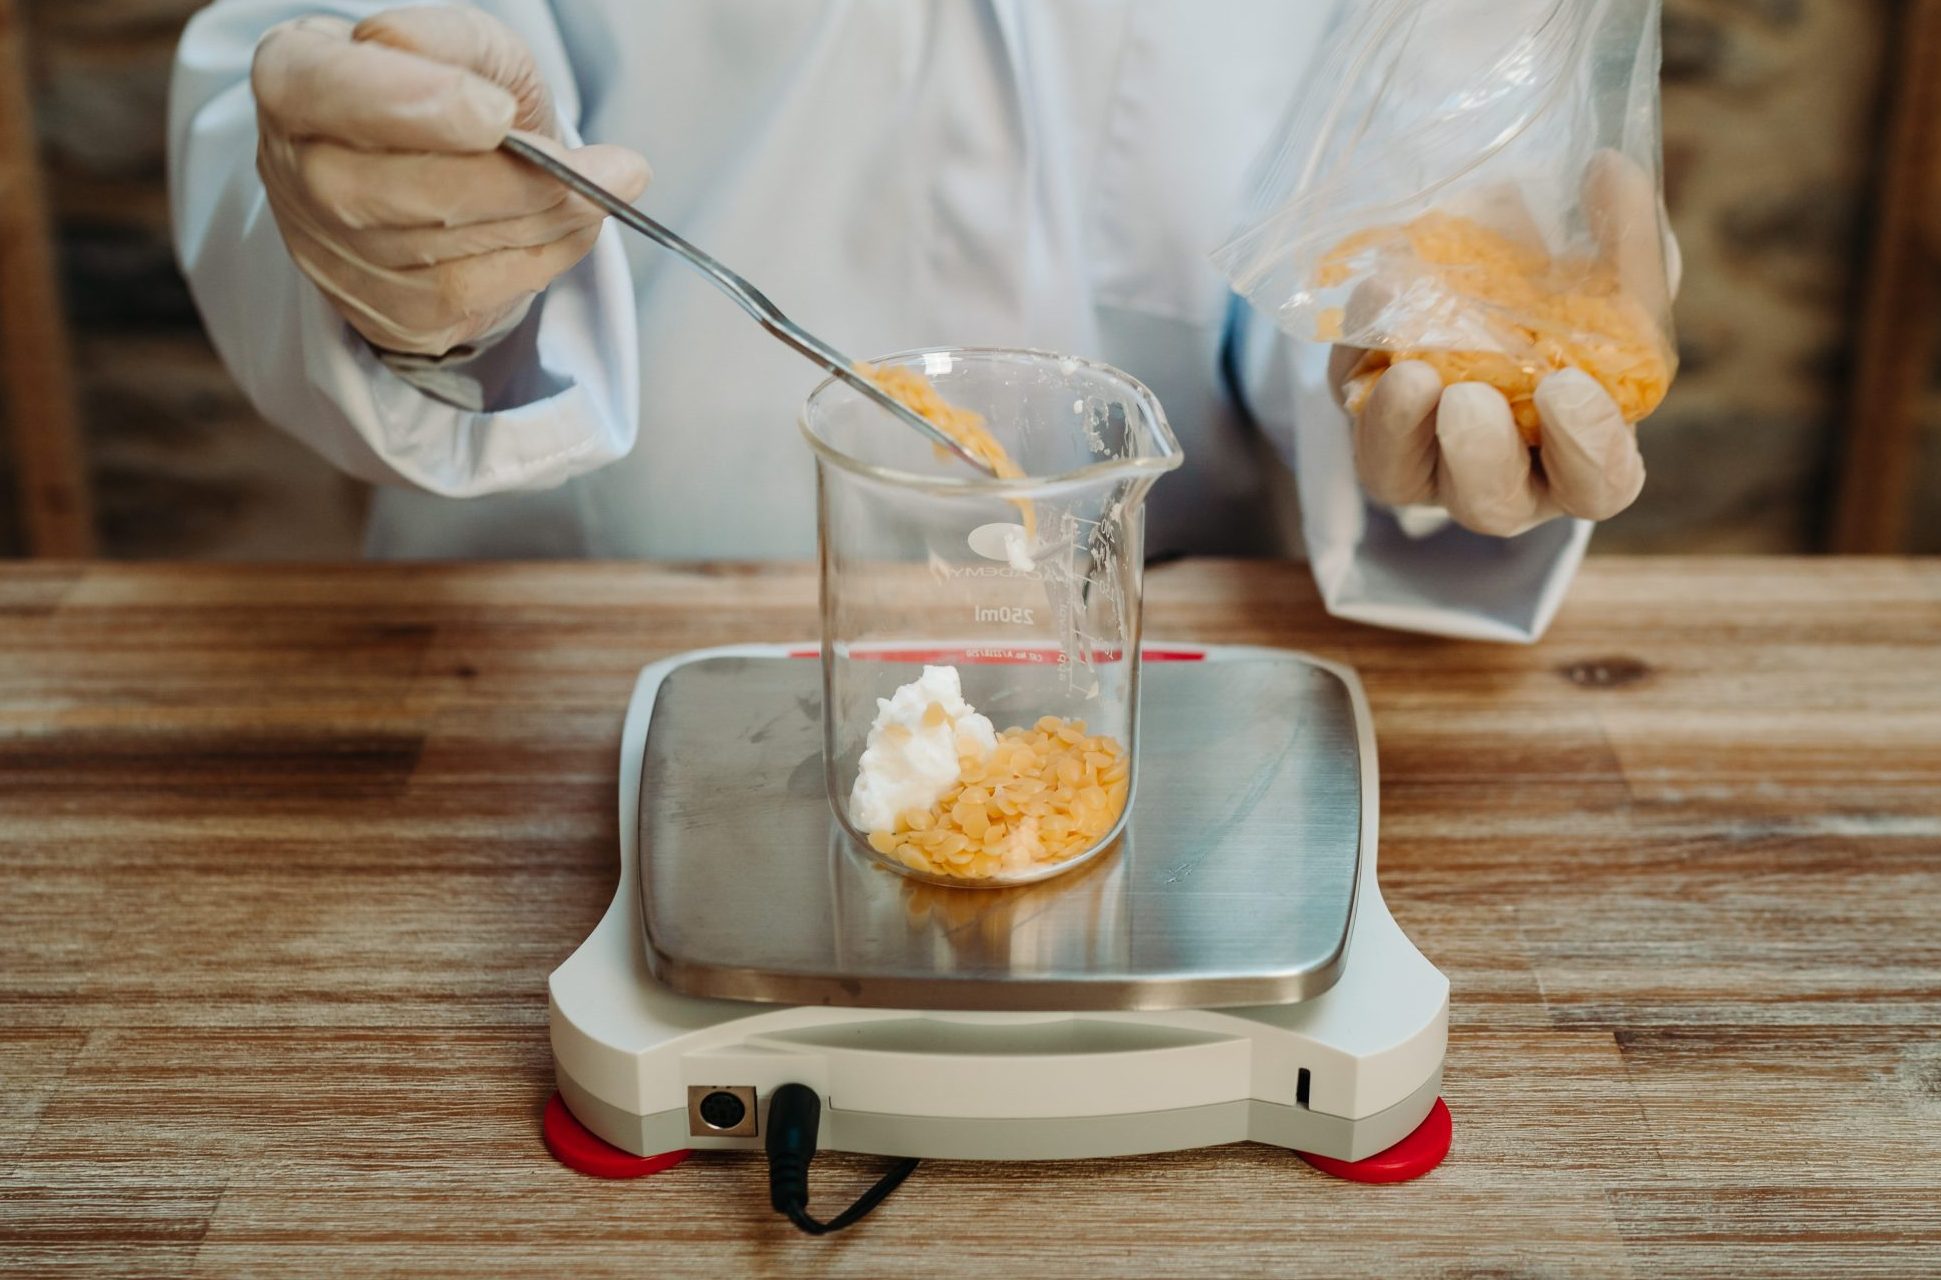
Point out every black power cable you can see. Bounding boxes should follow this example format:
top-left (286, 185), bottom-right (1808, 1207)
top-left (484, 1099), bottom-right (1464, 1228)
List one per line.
top-left (764, 1083), bottom-right (920, 1235)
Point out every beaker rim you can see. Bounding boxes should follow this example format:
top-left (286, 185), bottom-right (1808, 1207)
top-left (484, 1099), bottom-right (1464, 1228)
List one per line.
top-left (798, 345), bottom-right (1184, 498)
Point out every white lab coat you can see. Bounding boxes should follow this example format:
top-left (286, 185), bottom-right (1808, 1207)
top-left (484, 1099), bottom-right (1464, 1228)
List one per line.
top-left (169, 0), bottom-right (1592, 642)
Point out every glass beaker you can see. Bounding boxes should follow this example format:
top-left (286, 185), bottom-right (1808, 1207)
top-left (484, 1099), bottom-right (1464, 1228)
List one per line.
top-left (801, 347), bottom-right (1182, 888)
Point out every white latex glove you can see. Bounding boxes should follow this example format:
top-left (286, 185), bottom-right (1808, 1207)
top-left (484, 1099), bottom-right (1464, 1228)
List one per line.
top-left (251, 8), bottom-right (651, 357)
top-left (1339, 360), bottom-right (1642, 536)
top-left (1331, 152), bottom-right (1680, 538)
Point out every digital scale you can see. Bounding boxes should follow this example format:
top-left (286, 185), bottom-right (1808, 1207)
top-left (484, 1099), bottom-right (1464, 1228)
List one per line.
top-left (545, 644), bottom-right (1451, 1183)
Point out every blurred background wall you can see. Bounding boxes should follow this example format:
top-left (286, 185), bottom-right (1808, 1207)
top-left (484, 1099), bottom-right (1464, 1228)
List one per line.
top-left (0, 0), bottom-right (1933, 558)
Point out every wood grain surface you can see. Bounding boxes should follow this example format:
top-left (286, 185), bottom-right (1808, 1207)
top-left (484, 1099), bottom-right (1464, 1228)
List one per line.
top-left (2, 559), bottom-right (1938, 1277)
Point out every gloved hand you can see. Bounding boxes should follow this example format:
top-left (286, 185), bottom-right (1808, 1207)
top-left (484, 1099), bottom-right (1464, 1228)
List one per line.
top-left (251, 8), bottom-right (651, 357)
top-left (1331, 152), bottom-right (1680, 538)
top-left (1336, 359), bottom-right (1638, 537)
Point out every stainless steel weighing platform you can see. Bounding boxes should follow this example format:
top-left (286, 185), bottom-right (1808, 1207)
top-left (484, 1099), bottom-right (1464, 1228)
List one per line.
top-left (640, 653), bottom-right (1363, 1012)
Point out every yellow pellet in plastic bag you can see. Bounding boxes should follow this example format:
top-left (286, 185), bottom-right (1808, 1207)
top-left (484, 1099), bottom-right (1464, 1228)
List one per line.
top-left (1317, 212), bottom-right (1674, 446)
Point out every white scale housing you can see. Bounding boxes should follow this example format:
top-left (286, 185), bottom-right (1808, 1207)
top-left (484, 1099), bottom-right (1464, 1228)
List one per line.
top-left (551, 645), bottom-right (1447, 1163)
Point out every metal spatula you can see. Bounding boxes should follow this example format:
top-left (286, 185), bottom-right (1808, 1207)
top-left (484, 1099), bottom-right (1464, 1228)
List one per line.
top-left (500, 132), bottom-right (997, 478)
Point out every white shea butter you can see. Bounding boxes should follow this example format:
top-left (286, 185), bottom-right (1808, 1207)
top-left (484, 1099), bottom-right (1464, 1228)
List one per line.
top-left (849, 666), bottom-right (997, 833)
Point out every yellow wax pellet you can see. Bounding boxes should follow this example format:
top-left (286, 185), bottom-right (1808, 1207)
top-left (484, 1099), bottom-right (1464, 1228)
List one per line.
top-left (857, 362), bottom-right (1036, 536)
top-left (860, 714), bottom-right (1130, 883)
top-left (1320, 211), bottom-right (1674, 446)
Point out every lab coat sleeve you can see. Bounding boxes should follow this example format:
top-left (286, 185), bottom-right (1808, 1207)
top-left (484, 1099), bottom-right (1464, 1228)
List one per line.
top-left (1231, 300), bottom-right (1590, 644)
top-left (166, 0), bottom-right (639, 497)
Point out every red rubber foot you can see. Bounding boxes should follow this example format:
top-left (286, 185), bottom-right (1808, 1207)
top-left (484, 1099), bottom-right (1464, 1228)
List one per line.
top-left (543, 1093), bottom-right (694, 1180)
top-left (1296, 1097), bottom-right (1452, 1184)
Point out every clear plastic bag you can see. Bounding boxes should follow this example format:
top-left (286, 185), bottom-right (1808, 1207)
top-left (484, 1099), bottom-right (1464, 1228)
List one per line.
top-left (1213, 0), bottom-right (1677, 444)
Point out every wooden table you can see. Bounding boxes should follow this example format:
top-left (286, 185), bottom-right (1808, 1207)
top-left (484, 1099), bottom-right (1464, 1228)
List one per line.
top-left (3, 559), bottom-right (1938, 1277)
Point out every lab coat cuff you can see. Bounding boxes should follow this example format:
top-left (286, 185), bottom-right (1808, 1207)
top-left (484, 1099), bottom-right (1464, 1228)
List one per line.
top-left (294, 222), bottom-right (640, 497)
top-left (373, 299), bottom-right (543, 412)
